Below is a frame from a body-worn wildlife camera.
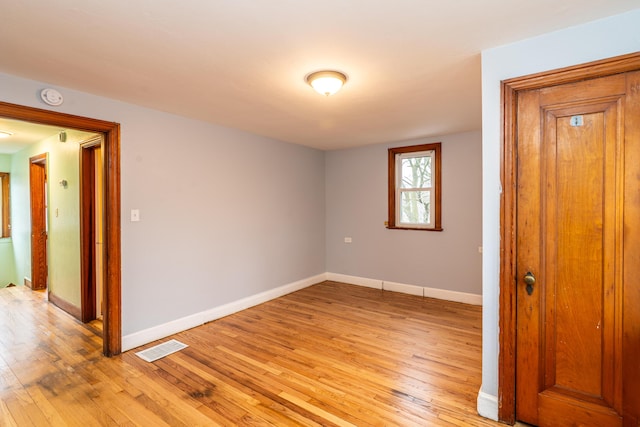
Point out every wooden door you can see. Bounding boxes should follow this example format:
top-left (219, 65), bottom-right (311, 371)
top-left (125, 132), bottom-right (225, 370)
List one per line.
top-left (94, 145), bottom-right (104, 319)
top-left (29, 154), bottom-right (48, 291)
top-left (515, 71), bottom-right (640, 426)
top-left (80, 144), bottom-right (96, 321)
top-left (80, 139), bottom-right (105, 323)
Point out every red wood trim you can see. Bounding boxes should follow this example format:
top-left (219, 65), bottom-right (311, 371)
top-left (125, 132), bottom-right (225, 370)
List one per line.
top-left (433, 143), bottom-right (442, 231)
top-left (29, 154), bottom-right (48, 291)
top-left (79, 146), bottom-right (96, 323)
top-left (103, 123), bottom-right (121, 356)
top-left (48, 291), bottom-right (82, 321)
top-left (0, 173), bottom-right (10, 237)
top-left (388, 147), bottom-right (396, 227)
top-left (499, 79), bottom-right (517, 424)
top-left (0, 101), bottom-right (121, 357)
top-left (502, 52), bottom-right (640, 91)
top-left (498, 51), bottom-right (640, 424)
top-left (387, 143), bottom-right (442, 231)
top-left (29, 153), bottom-right (47, 163)
top-left (386, 226), bottom-right (444, 232)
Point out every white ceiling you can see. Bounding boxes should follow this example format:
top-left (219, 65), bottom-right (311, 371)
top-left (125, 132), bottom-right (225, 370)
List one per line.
top-left (0, 118), bottom-right (63, 154)
top-left (0, 1), bottom-right (638, 150)
top-left (0, 118), bottom-right (98, 153)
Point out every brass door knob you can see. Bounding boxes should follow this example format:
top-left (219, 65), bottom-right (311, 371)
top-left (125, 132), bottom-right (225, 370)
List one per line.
top-left (523, 272), bottom-right (535, 295)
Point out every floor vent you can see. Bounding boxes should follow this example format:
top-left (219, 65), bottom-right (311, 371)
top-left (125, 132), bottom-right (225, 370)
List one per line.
top-left (135, 339), bottom-right (188, 362)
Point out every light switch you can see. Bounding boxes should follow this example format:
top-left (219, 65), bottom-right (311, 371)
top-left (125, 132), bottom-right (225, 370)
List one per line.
top-left (131, 209), bottom-right (140, 222)
top-left (344, 237), bottom-right (352, 243)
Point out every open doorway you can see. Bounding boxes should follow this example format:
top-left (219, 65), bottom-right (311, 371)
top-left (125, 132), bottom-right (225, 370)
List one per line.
top-left (0, 101), bottom-right (121, 356)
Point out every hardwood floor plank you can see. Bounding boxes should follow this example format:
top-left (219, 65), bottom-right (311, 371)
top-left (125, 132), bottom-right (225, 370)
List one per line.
top-left (0, 281), bottom-right (502, 426)
top-left (2, 398), bottom-right (35, 427)
top-left (23, 385), bottom-right (69, 427)
top-left (0, 399), bottom-right (18, 427)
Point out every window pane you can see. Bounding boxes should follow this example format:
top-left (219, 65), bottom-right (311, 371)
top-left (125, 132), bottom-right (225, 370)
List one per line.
top-left (400, 155), bottom-right (432, 188)
top-left (400, 190), bottom-right (430, 224)
top-left (388, 143), bottom-right (440, 230)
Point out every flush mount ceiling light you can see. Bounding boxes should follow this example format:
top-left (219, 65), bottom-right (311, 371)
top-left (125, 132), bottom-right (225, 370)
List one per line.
top-left (305, 70), bottom-right (348, 96)
top-left (0, 131), bottom-right (13, 139)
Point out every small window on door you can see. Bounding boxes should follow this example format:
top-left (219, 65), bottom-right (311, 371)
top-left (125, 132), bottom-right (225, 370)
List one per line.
top-left (387, 143), bottom-right (442, 231)
top-left (0, 172), bottom-right (10, 238)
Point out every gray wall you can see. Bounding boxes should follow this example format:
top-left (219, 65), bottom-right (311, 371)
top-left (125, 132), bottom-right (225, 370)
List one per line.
top-left (0, 71), bottom-right (326, 336)
top-left (325, 131), bottom-right (482, 294)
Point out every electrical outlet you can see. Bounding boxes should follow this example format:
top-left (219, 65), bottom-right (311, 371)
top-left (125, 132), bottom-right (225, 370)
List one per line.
top-left (344, 237), bottom-right (352, 243)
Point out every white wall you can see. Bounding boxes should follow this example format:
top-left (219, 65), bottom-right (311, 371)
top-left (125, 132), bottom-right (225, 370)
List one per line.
top-left (325, 131), bottom-right (482, 297)
top-left (479, 9), bottom-right (640, 420)
top-left (0, 72), bottom-right (326, 337)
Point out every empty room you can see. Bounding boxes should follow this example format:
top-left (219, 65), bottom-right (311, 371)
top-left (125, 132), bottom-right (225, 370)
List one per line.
top-left (1, 2), bottom-right (639, 425)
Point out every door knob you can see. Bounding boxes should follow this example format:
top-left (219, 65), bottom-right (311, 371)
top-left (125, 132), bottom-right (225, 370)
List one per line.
top-left (523, 272), bottom-right (535, 295)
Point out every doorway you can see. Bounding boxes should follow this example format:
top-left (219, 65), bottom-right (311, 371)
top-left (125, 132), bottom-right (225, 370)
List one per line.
top-left (499, 52), bottom-right (640, 425)
top-left (0, 101), bottom-right (122, 357)
top-left (29, 153), bottom-right (48, 291)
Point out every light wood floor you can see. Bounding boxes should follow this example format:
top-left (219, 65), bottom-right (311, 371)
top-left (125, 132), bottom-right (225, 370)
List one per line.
top-left (0, 281), bottom-right (503, 426)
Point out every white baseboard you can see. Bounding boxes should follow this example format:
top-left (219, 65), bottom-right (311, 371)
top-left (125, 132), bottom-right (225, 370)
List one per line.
top-left (122, 273), bottom-right (327, 352)
top-left (421, 286), bottom-right (482, 305)
top-left (326, 272), bottom-right (482, 305)
top-left (477, 390), bottom-right (499, 421)
top-left (382, 280), bottom-right (424, 296)
top-left (123, 272), bottom-right (481, 352)
top-left (325, 273), bottom-right (382, 289)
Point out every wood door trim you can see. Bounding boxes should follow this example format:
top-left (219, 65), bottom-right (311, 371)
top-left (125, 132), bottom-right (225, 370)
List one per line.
top-left (80, 144), bottom-right (97, 322)
top-left (0, 172), bottom-right (10, 237)
top-left (499, 51), bottom-right (640, 424)
top-left (29, 154), bottom-right (47, 291)
top-left (0, 101), bottom-right (122, 357)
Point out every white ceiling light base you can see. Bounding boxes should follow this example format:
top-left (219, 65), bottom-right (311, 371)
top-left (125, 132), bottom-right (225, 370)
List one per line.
top-left (306, 71), bottom-right (347, 96)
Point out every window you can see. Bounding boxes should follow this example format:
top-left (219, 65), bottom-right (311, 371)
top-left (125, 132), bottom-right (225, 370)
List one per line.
top-left (387, 143), bottom-right (441, 230)
top-left (0, 172), bottom-right (9, 238)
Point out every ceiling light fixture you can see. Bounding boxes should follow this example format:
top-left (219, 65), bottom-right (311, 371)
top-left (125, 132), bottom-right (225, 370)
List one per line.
top-left (305, 70), bottom-right (347, 96)
top-left (0, 131), bottom-right (13, 139)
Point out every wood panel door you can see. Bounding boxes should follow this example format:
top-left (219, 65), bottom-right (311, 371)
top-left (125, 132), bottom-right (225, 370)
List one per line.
top-left (80, 138), bottom-right (105, 323)
top-left (515, 71), bottom-right (640, 426)
top-left (29, 154), bottom-right (48, 291)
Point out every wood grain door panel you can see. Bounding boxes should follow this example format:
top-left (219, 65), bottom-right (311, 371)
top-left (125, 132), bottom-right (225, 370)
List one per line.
top-left (622, 71), bottom-right (640, 426)
top-left (29, 155), bottom-right (47, 291)
top-left (515, 72), bottom-right (638, 426)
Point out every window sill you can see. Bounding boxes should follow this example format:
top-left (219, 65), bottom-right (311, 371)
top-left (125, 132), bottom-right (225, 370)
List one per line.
top-left (386, 226), bottom-right (443, 232)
